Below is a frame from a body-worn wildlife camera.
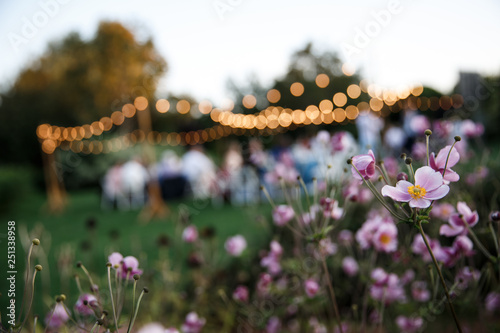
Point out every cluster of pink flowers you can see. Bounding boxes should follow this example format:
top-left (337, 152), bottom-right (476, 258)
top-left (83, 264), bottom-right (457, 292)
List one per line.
top-left (45, 303), bottom-right (70, 329)
top-left (341, 256), bottom-right (359, 277)
top-left (272, 205), bottom-right (295, 226)
top-left (304, 278), bottom-right (320, 298)
top-left (260, 240), bottom-right (283, 275)
top-left (74, 293), bottom-right (98, 316)
top-left (319, 197), bottom-right (344, 220)
top-left (232, 285), bottom-right (249, 303)
top-left (181, 312), bottom-right (206, 333)
top-left (440, 202), bottom-right (479, 237)
top-left (108, 252), bottom-right (143, 279)
top-left (355, 212), bottom-right (398, 253)
top-left (395, 315), bottom-right (424, 333)
top-left (369, 268), bottom-right (406, 304)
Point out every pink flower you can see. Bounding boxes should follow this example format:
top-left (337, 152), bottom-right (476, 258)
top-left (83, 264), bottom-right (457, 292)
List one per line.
top-left (410, 115), bottom-right (430, 135)
top-left (304, 278), bottom-right (320, 298)
top-left (108, 252), bottom-right (142, 279)
top-left (430, 203), bottom-right (456, 221)
top-left (137, 323), bottom-right (170, 333)
top-left (261, 241), bottom-right (283, 275)
top-left (411, 142), bottom-right (427, 161)
top-left (381, 166), bottom-right (450, 208)
top-left (45, 303), bottom-right (70, 328)
top-left (181, 312), bottom-right (206, 333)
top-left (343, 180), bottom-right (372, 202)
top-left (319, 197), bottom-right (344, 220)
top-left (485, 292), bottom-right (500, 313)
top-left (257, 273), bottom-right (272, 297)
top-left (395, 316), bottom-right (424, 333)
top-left (266, 316), bottom-right (281, 333)
top-left (182, 225), bottom-right (198, 243)
top-left (461, 119), bottom-right (484, 138)
top-left (232, 285), bottom-right (249, 303)
top-left (411, 234), bottom-right (448, 263)
top-left (439, 202), bottom-right (479, 237)
top-left (372, 223), bottom-right (398, 253)
top-left (74, 294), bottom-right (98, 316)
top-left (455, 267), bottom-right (480, 289)
top-left (272, 205), bottom-right (295, 226)
top-left (411, 281), bottom-right (430, 302)
top-left (316, 238), bottom-right (337, 258)
top-left (225, 235), bottom-right (247, 257)
top-left (342, 256), bottom-right (359, 277)
top-left (165, 328), bottom-right (180, 333)
top-left (338, 230), bottom-right (353, 246)
top-left (351, 150), bottom-right (376, 180)
top-left (429, 145), bottom-right (460, 183)
top-left (369, 269), bottom-right (406, 304)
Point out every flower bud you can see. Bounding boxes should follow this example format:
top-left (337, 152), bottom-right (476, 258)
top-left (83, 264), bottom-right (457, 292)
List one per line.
top-left (405, 157), bottom-right (413, 165)
top-left (490, 211), bottom-right (500, 222)
top-left (454, 136), bottom-right (462, 142)
top-left (106, 262), bottom-right (112, 268)
top-left (397, 172), bottom-right (408, 181)
top-left (35, 264), bottom-right (43, 271)
top-left (76, 261), bottom-right (82, 268)
top-left (133, 274), bottom-right (141, 281)
top-left (400, 153), bottom-right (407, 159)
top-left (346, 158), bottom-right (353, 165)
top-left (32, 238), bottom-right (40, 246)
top-left (143, 287), bottom-right (149, 294)
top-left (424, 129), bottom-right (432, 136)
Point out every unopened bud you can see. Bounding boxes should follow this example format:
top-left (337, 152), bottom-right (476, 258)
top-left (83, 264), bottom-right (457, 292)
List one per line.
top-left (32, 238), bottom-right (40, 246)
top-left (106, 262), bottom-right (112, 268)
top-left (405, 157), bottom-right (413, 165)
top-left (424, 129), bottom-right (432, 136)
top-left (397, 172), bottom-right (408, 181)
top-left (35, 265), bottom-right (43, 271)
top-left (346, 158), bottom-right (352, 165)
top-left (490, 211), bottom-right (500, 222)
top-left (133, 274), bottom-right (140, 281)
top-left (143, 287), bottom-right (149, 294)
top-left (400, 153), bottom-right (406, 159)
top-left (76, 261), bottom-right (82, 268)
top-left (454, 136), bottom-right (461, 142)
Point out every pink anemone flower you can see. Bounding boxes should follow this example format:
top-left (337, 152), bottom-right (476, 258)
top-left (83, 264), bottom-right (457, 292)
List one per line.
top-left (429, 145), bottom-right (460, 183)
top-left (351, 150), bottom-right (376, 180)
top-left (381, 166), bottom-right (449, 209)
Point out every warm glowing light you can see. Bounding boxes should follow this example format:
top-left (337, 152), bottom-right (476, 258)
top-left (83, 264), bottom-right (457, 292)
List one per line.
top-left (451, 94), bottom-right (463, 108)
top-left (411, 85), bottom-right (424, 96)
top-left (290, 82), bottom-right (304, 97)
top-left (122, 104), bottom-right (136, 118)
top-left (342, 63), bottom-right (355, 76)
top-left (357, 101), bottom-right (370, 112)
top-left (91, 121), bottom-right (104, 136)
top-left (176, 100), bottom-right (191, 114)
top-left (111, 111), bottom-right (125, 126)
top-left (315, 74), bottom-right (330, 88)
top-left (36, 124), bottom-right (50, 139)
top-left (334, 108), bottom-right (346, 122)
top-left (347, 84), bottom-right (361, 99)
top-left (359, 80), bottom-right (369, 93)
top-left (42, 139), bottom-right (56, 154)
top-left (156, 99), bottom-right (170, 113)
top-left (305, 105), bottom-right (320, 120)
top-left (242, 95), bottom-right (257, 109)
top-left (370, 98), bottom-right (384, 112)
top-left (345, 105), bottom-right (359, 120)
top-left (319, 99), bottom-right (333, 113)
top-left (134, 96), bottom-right (148, 111)
top-left (333, 92), bottom-right (347, 107)
top-left (429, 97), bottom-right (440, 111)
top-left (266, 89), bottom-right (281, 104)
top-left (100, 117), bottom-right (113, 131)
top-left (198, 100), bottom-right (213, 114)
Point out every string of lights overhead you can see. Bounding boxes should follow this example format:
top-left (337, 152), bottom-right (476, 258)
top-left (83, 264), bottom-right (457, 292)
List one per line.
top-left (36, 72), bottom-right (465, 155)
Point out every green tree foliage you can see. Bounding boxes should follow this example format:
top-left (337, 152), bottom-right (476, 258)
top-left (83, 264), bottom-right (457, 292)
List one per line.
top-left (0, 21), bottom-right (167, 164)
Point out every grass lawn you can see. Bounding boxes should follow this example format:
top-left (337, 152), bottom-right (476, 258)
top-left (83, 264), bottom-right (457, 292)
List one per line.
top-left (0, 189), bottom-right (272, 322)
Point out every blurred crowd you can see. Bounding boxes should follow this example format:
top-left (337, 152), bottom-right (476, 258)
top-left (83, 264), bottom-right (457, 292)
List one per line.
top-left (101, 110), bottom-right (486, 210)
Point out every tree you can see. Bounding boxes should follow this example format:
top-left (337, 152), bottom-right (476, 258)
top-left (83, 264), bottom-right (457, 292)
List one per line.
top-left (0, 21), bottom-right (167, 165)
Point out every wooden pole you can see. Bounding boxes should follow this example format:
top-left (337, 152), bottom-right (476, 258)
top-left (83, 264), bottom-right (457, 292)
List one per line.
top-left (136, 103), bottom-right (168, 221)
top-left (41, 148), bottom-right (66, 214)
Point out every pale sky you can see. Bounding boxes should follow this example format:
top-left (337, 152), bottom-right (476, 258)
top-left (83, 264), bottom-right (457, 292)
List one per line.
top-left (1, 0), bottom-right (500, 105)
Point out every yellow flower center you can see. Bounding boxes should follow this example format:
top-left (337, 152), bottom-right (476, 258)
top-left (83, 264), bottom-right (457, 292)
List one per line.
top-left (408, 185), bottom-right (426, 199)
top-left (380, 234), bottom-right (391, 245)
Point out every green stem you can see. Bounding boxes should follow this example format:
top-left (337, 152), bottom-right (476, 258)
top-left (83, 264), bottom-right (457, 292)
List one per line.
top-left (441, 141), bottom-right (458, 179)
top-left (18, 270), bottom-right (38, 332)
top-left (126, 289), bottom-right (146, 333)
top-left (107, 266), bottom-right (119, 332)
top-left (462, 219), bottom-right (497, 263)
top-left (417, 219), bottom-right (462, 333)
top-left (321, 255), bottom-right (343, 333)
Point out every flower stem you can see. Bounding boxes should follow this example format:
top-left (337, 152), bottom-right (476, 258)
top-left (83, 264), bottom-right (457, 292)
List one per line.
top-left (462, 219), bottom-right (497, 263)
top-left (441, 141), bottom-right (458, 179)
top-left (126, 289), bottom-right (147, 333)
top-left (321, 255), bottom-right (343, 333)
top-left (417, 219), bottom-right (462, 333)
top-left (107, 266), bottom-right (119, 332)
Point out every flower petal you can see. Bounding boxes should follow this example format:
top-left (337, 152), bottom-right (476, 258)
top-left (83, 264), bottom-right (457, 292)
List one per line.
top-left (409, 198), bottom-right (431, 208)
top-left (457, 202), bottom-right (472, 217)
top-left (415, 166), bottom-right (444, 191)
top-left (381, 184), bottom-right (411, 202)
top-left (443, 169), bottom-right (460, 182)
top-left (440, 224), bottom-right (463, 237)
top-left (436, 145), bottom-right (460, 168)
top-left (429, 153), bottom-right (438, 170)
top-left (424, 184), bottom-right (449, 200)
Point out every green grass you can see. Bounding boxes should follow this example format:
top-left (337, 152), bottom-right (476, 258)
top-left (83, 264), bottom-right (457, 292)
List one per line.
top-left (0, 189), bottom-right (272, 325)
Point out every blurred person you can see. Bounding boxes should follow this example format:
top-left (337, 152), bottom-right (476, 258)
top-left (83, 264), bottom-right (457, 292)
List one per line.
top-left (157, 150), bottom-right (187, 200)
top-left (101, 160), bottom-right (127, 210)
top-left (121, 156), bottom-right (149, 209)
top-left (384, 125), bottom-right (407, 156)
top-left (181, 145), bottom-right (216, 199)
top-left (356, 111), bottom-right (383, 154)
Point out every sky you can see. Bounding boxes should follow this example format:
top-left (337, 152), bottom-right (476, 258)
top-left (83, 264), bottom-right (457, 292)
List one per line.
top-left (1, 0), bottom-right (500, 105)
